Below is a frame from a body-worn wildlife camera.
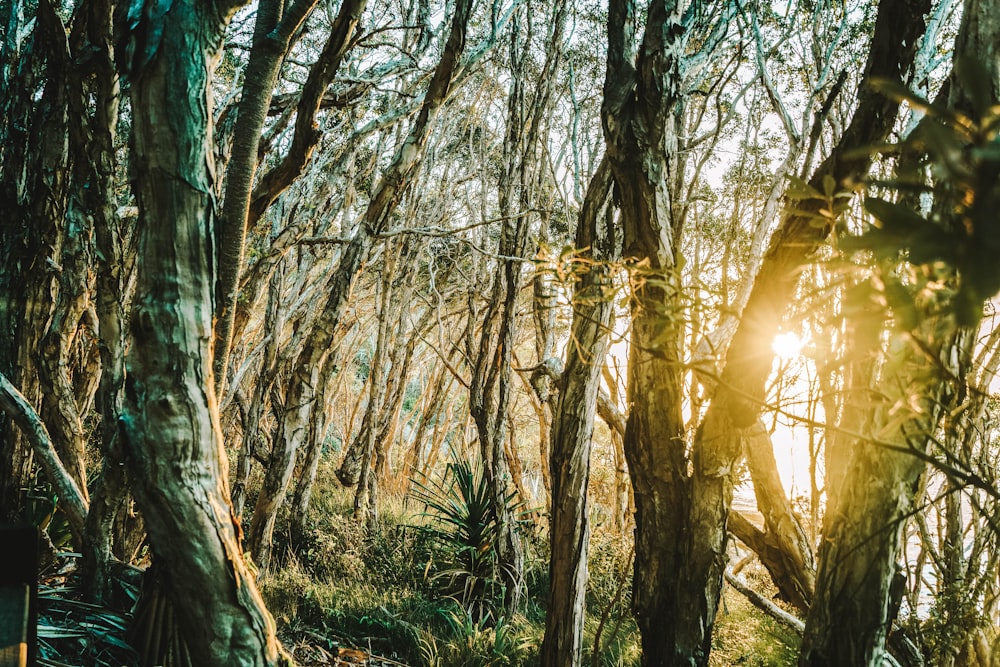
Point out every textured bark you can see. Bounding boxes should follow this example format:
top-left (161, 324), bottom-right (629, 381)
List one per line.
top-left (67, 0), bottom-right (135, 601)
top-left (681, 1), bottom-right (931, 661)
top-left (212, 0), bottom-right (321, 395)
top-left (801, 1), bottom-right (999, 663)
top-left (601, 0), bottom-right (693, 661)
top-left (119, 3), bottom-right (285, 664)
top-left (540, 156), bottom-right (616, 667)
top-left (743, 421), bottom-right (814, 612)
top-left (0, 0), bottom-right (70, 522)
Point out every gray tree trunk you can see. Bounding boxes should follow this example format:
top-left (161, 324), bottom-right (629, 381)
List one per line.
top-left (540, 156), bottom-right (616, 667)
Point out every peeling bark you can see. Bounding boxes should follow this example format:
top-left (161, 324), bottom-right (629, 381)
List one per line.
top-left (541, 156), bottom-right (616, 667)
top-left (120, 2), bottom-right (285, 663)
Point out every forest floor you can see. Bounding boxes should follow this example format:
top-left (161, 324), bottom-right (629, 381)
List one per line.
top-left (33, 552), bottom-right (798, 667)
top-left (32, 480), bottom-right (799, 666)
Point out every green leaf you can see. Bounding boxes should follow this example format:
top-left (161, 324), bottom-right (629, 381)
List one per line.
top-left (822, 174), bottom-right (837, 198)
top-left (785, 175), bottom-right (823, 200)
top-left (862, 197), bottom-right (957, 264)
top-left (869, 76), bottom-right (964, 129)
top-left (955, 55), bottom-right (994, 121)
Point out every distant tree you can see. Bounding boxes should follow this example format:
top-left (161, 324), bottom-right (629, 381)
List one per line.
top-left (245, 0), bottom-right (474, 567)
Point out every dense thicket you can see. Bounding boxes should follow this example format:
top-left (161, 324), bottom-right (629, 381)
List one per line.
top-left (1, 0), bottom-right (999, 665)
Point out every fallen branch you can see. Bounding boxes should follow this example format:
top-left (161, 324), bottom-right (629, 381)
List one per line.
top-left (0, 371), bottom-right (89, 539)
top-left (723, 568), bottom-right (804, 634)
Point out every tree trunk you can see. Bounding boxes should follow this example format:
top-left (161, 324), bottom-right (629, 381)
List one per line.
top-left (119, 3), bottom-right (285, 663)
top-left (288, 368), bottom-right (331, 543)
top-left (212, 0), bottom-right (319, 395)
top-left (743, 420), bottom-right (815, 612)
top-left (600, 363), bottom-right (631, 533)
top-left (233, 261), bottom-right (287, 559)
top-left (540, 156), bottom-right (615, 667)
top-left (802, 1), bottom-right (999, 661)
top-left (680, 0), bottom-right (930, 661)
top-left (74, 0), bottom-right (134, 601)
top-left (601, 0), bottom-right (694, 660)
top-left (232, 261), bottom-right (286, 520)
top-left (0, 0), bottom-right (70, 524)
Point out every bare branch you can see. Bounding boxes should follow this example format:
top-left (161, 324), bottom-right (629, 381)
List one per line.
top-left (0, 372), bottom-right (88, 540)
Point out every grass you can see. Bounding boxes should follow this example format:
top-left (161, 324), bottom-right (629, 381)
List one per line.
top-left (260, 476), bottom-right (798, 666)
top-left (710, 563), bottom-right (800, 667)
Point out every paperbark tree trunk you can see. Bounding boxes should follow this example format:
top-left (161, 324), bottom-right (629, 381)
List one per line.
top-left (0, 0), bottom-right (72, 523)
top-left (66, 0), bottom-right (137, 602)
top-left (119, 2), bottom-right (286, 664)
top-left (600, 0), bottom-right (695, 661)
top-left (540, 156), bottom-right (616, 667)
top-left (801, 1), bottom-right (1000, 663)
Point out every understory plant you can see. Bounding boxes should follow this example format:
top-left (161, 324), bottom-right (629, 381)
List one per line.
top-left (409, 454), bottom-right (523, 622)
top-left (418, 607), bottom-right (538, 667)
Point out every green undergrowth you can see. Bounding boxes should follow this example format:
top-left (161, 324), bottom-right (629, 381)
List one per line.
top-left (260, 476), bottom-right (796, 666)
top-left (709, 564), bottom-right (800, 667)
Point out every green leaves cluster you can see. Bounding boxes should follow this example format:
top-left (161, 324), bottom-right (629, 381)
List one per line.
top-left (843, 60), bottom-right (1000, 326)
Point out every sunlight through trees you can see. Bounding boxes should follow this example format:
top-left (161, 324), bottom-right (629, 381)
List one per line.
top-left (1, 0), bottom-right (999, 666)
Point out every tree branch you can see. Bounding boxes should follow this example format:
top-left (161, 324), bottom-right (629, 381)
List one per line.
top-left (0, 372), bottom-right (88, 541)
top-left (724, 568), bottom-right (805, 634)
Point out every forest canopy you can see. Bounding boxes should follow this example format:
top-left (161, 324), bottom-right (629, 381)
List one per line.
top-left (1, 0), bottom-right (1000, 665)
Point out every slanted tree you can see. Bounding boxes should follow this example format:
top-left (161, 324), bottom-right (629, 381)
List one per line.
top-left (247, 0), bottom-right (475, 565)
top-left (118, 1), bottom-right (286, 663)
top-left (801, 0), bottom-right (1000, 662)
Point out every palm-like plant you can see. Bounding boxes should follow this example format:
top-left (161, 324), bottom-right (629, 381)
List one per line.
top-left (409, 456), bottom-right (521, 621)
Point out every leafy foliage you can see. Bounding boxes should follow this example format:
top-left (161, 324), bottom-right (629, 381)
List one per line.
top-left (23, 474), bottom-right (73, 551)
top-left (37, 560), bottom-right (141, 667)
top-left (409, 456), bottom-right (523, 622)
top-left (843, 61), bottom-right (1000, 326)
top-left (418, 609), bottom-right (538, 667)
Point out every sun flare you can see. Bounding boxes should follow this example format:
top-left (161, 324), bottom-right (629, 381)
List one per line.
top-left (771, 331), bottom-right (805, 360)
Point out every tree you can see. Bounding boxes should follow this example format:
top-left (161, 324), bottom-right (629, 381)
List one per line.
top-left (213, 0), bottom-right (320, 396)
top-left (801, 0), bottom-right (1000, 662)
top-left (117, 1), bottom-right (286, 663)
top-left (541, 156), bottom-right (616, 667)
top-left (599, 2), bottom-right (735, 661)
top-left (243, 0), bottom-right (474, 566)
